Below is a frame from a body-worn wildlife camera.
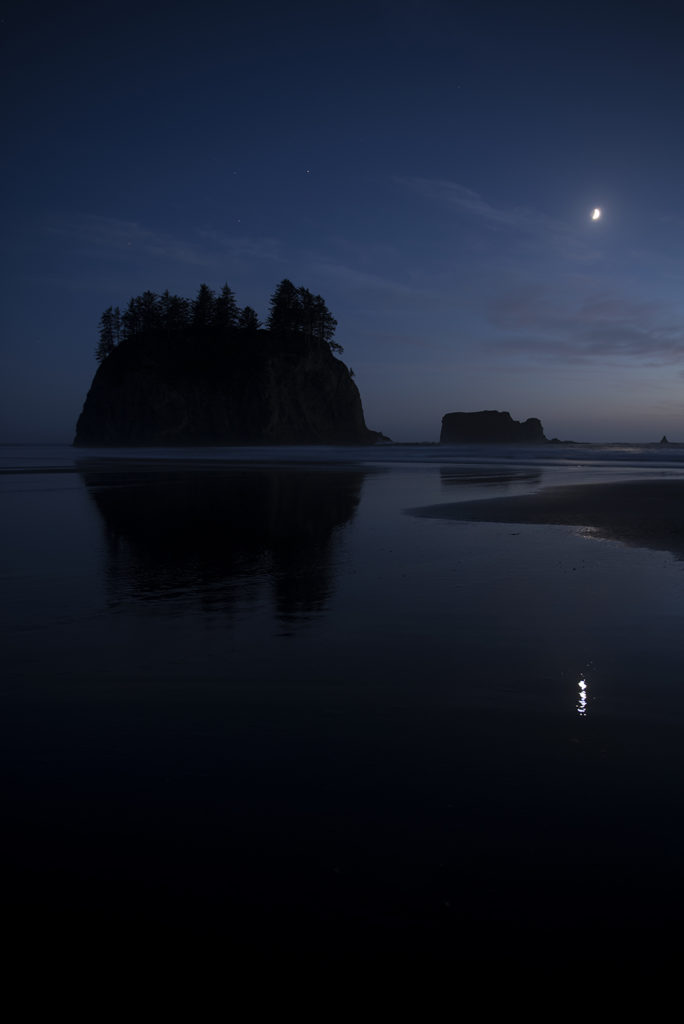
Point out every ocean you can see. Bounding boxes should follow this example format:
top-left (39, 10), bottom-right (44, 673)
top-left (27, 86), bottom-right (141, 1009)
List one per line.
top-left (3, 442), bottom-right (684, 961)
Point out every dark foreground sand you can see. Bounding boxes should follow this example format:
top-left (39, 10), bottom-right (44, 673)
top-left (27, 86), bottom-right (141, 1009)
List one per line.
top-left (410, 478), bottom-right (684, 559)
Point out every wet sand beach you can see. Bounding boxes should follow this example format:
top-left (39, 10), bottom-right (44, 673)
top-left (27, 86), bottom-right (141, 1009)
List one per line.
top-left (4, 445), bottom-right (684, 964)
top-left (411, 478), bottom-right (684, 559)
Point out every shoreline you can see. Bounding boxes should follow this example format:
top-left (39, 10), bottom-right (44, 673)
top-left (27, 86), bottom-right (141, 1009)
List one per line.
top-left (409, 478), bottom-right (684, 559)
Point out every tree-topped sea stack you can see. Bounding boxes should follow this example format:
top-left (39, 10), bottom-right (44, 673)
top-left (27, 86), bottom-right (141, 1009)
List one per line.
top-left (75, 280), bottom-right (384, 446)
top-left (440, 410), bottom-right (546, 444)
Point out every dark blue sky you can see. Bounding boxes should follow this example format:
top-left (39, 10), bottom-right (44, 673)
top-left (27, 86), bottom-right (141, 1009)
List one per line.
top-left (3, 0), bottom-right (684, 442)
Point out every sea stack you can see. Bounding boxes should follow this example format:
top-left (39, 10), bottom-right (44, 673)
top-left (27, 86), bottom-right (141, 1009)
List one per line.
top-left (74, 282), bottom-right (384, 445)
top-left (440, 410), bottom-right (546, 444)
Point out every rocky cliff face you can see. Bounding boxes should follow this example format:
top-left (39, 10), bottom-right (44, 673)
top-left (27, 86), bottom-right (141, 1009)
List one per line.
top-left (440, 410), bottom-right (546, 444)
top-left (74, 330), bottom-right (382, 445)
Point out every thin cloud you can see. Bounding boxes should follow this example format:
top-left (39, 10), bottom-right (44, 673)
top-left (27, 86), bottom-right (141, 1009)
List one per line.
top-left (48, 215), bottom-right (282, 267)
top-left (399, 176), bottom-right (602, 262)
top-left (401, 177), bottom-right (533, 229)
top-left (312, 259), bottom-right (419, 296)
top-left (196, 229), bottom-right (282, 262)
top-left (488, 285), bottom-right (684, 365)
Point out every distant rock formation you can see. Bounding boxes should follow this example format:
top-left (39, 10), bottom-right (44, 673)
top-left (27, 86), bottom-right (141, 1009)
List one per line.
top-left (440, 410), bottom-right (546, 444)
top-left (74, 329), bottom-right (384, 446)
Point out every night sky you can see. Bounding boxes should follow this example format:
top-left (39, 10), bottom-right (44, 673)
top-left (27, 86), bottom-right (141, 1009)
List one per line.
top-left (3, 0), bottom-right (684, 443)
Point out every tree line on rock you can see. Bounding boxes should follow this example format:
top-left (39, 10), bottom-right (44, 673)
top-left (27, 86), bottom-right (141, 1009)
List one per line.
top-left (96, 279), bottom-right (341, 363)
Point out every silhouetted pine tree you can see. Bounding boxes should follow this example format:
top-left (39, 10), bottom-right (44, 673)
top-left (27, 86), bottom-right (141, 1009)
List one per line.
top-left (267, 280), bottom-right (340, 352)
top-left (267, 279), bottom-right (302, 335)
top-left (298, 287), bottom-right (317, 341)
top-left (297, 288), bottom-right (340, 351)
top-left (121, 296), bottom-right (142, 341)
top-left (159, 290), bottom-right (190, 333)
top-left (97, 279), bottom-right (341, 362)
top-left (214, 283), bottom-right (239, 333)
top-left (139, 290), bottom-right (160, 333)
top-left (112, 306), bottom-right (122, 345)
top-left (238, 306), bottom-right (261, 334)
top-left (96, 307), bottom-right (117, 362)
top-left (312, 293), bottom-right (340, 352)
top-left (192, 283), bottom-right (216, 330)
